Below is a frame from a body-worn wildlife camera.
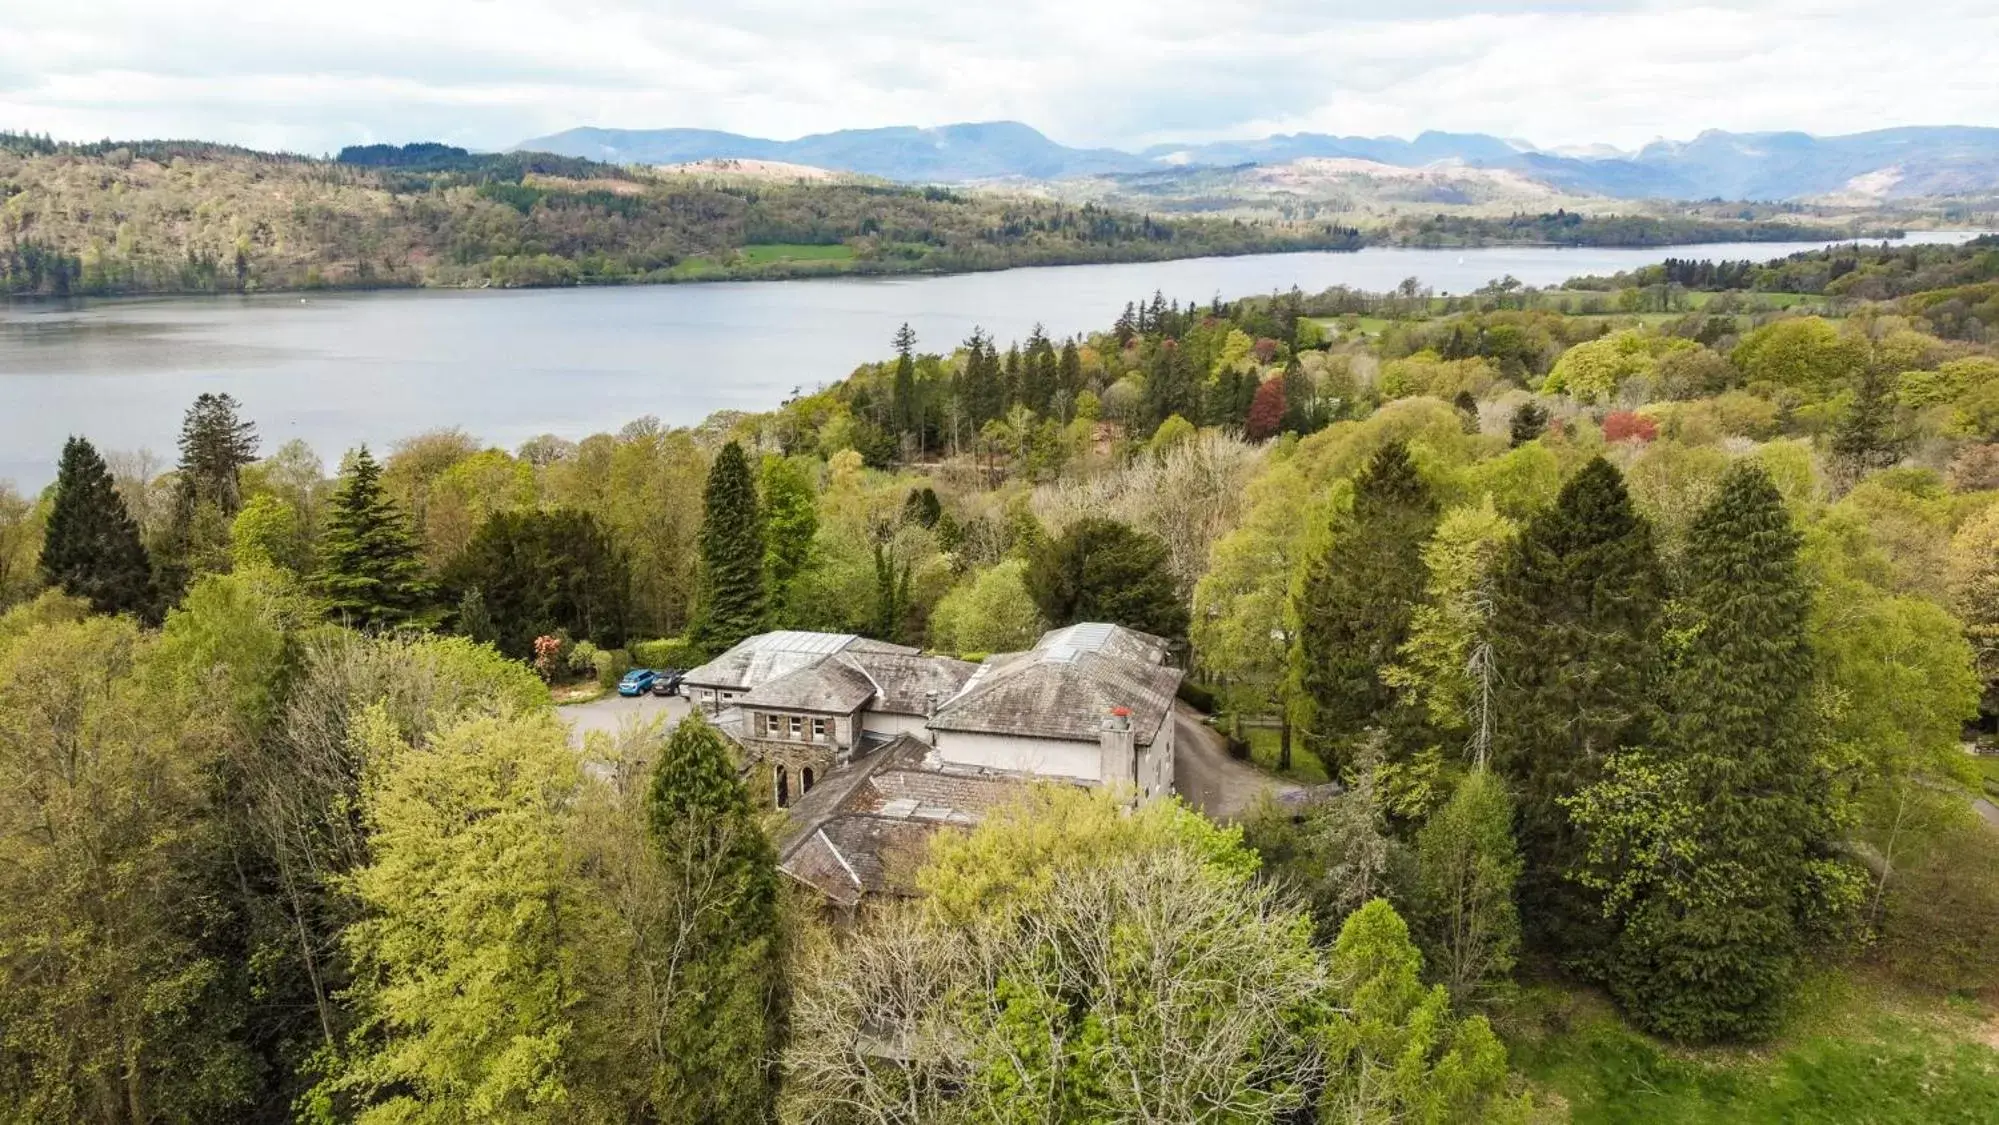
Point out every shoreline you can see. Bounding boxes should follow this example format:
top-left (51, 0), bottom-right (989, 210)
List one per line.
top-left (4, 227), bottom-right (1942, 305)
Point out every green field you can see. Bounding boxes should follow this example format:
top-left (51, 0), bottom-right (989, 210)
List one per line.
top-left (737, 242), bottom-right (856, 265)
top-left (1512, 974), bottom-right (1999, 1124)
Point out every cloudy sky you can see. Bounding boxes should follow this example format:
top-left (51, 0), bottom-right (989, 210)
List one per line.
top-left (4, 1), bottom-right (1996, 154)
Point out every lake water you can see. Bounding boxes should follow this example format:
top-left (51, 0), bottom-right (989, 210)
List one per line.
top-left (0, 232), bottom-right (1980, 490)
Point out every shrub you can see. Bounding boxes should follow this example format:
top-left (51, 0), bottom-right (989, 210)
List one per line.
top-left (1176, 679), bottom-right (1218, 712)
top-left (630, 636), bottom-right (701, 670)
top-left (592, 647), bottom-right (629, 690)
top-left (567, 639), bottom-right (601, 678)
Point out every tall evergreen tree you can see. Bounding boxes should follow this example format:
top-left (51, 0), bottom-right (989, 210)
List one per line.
top-left (1829, 359), bottom-right (1903, 487)
top-left (692, 441), bottom-right (766, 653)
top-left (961, 330), bottom-right (1005, 430)
top-left (172, 391), bottom-right (259, 518)
top-left (1292, 441), bottom-right (1438, 777)
top-left (443, 508), bottom-right (631, 660)
top-left (1586, 462), bottom-right (1834, 1041)
top-left (160, 392), bottom-right (260, 595)
top-left (890, 322), bottom-right (919, 444)
top-left (1143, 340), bottom-right (1201, 428)
top-left (642, 713), bottom-right (783, 1120)
top-left (1279, 356), bottom-right (1315, 435)
top-left (1489, 456), bottom-right (1663, 957)
top-left (315, 445), bottom-right (431, 629)
top-left (1025, 517), bottom-right (1188, 641)
top-left (39, 435), bottom-right (154, 617)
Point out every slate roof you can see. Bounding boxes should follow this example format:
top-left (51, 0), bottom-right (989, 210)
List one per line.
top-left (736, 658), bottom-right (878, 713)
top-left (844, 651), bottom-right (979, 715)
top-left (775, 735), bottom-right (1074, 905)
top-left (682, 631), bottom-right (920, 692)
top-left (927, 627), bottom-right (1183, 746)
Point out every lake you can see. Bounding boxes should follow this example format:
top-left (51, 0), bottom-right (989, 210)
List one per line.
top-left (0, 232), bottom-right (1981, 489)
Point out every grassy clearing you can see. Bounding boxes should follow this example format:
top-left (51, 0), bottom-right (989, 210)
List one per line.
top-left (738, 242), bottom-right (855, 264)
top-left (1242, 724), bottom-right (1332, 785)
top-left (1509, 973), bottom-right (1999, 1124)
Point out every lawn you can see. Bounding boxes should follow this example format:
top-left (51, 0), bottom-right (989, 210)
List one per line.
top-left (1510, 973), bottom-right (1999, 1124)
top-left (737, 242), bottom-right (856, 265)
top-left (1241, 723), bottom-right (1332, 785)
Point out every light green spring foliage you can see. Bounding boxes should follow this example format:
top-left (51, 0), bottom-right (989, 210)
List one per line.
top-left (1730, 317), bottom-right (1870, 396)
top-left (313, 707), bottom-right (589, 1125)
top-left (1379, 352), bottom-right (1499, 401)
top-left (230, 490), bottom-right (308, 572)
top-left (927, 557), bottom-right (1045, 655)
top-left (1321, 899), bottom-right (1528, 1124)
top-left (1543, 330), bottom-right (1690, 403)
top-left (150, 563), bottom-right (318, 730)
top-left (1413, 770), bottom-right (1524, 1007)
top-left (0, 611), bottom-right (258, 1123)
top-left (760, 453), bottom-right (820, 604)
top-left (1383, 496), bottom-right (1518, 743)
top-left (792, 787), bottom-right (1338, 1124)
top-left (1946, 500), bottom-right (1999, 700)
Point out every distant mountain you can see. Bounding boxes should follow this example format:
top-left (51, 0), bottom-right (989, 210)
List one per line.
top-left (515, 121), bottom-right (1999, 201)
top-left (514, 121), bottom-right (1150, 181)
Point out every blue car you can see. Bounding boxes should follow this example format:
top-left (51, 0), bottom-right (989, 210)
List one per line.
top-left (618, 668), bottom-right (658, 697)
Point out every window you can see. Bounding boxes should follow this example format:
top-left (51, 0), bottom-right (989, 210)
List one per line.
top-left (812, 717), bottom-right (827, 741)
top-left (803, 767), bottom-right (815, 794)
top-left (775, 766), bottom-right (789, 808)
top-left (789, 716), bottom-right (803, 738)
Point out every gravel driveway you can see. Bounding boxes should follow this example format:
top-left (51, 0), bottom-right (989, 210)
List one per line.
top-left (1172, 703), bottom-right (1302, 820)
top-left (562, 691), bottom-right (692, 747)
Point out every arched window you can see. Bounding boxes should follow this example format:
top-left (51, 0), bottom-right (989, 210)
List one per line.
top-left (802, 767), bottom-right (815, 794)
top-left (775, 765), bottom-right (790, 808)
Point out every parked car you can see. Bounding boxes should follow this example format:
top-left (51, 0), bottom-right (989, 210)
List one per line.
top-left (649, 668), bottom-right (684, 697)
top-left (618, 668), bottom-right (658, 697)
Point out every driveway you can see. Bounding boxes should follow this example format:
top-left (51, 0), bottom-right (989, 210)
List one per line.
top-left (1172, 703), bottom-right (1302, 821)
top-left (562, 691), bottom-right (692, 748)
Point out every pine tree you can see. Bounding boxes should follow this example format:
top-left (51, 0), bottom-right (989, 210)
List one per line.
top-left (1489, 456), bottom-right (1663, 957)
top-left (692, 441), bottom-right (766, 653)
top-left (39, 436), bottom-right (154, 617)
top-left (961, 330), bottom-right (1005, 430)
top-left (1144, 340), bottom-right (1201, 428)
top-left (1829, 360), bottom-right (1903, 488)
top-left (891, 323), bottom-right (919, 445)
top-left (1292, 441), bottom-right (1438, 777)
top-left (1508, 401), bottom-right (1548, 447)
top-left (172, 391), bottom-right (259, 517)
top-left (1592, 462), bottom-right (1832, 1041)
top-left (315, 445), bottom-right (431, 629)
top-left (642, 713), bottom-right (783, 1120)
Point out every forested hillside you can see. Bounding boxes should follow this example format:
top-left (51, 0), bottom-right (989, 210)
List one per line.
top-left (0, 136), bottom-right (1361, 296)
top-left (2, 237), bottom-right (1998, 1121)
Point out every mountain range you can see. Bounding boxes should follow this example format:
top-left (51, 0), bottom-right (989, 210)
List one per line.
top-left (514, 121), bottom-right (1999, 201)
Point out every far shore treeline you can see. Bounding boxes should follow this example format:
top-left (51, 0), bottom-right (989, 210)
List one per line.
top-left (0, 234), bottom-right (1996, 1120)
top-left (0, 133), bottom-right (1905, 298)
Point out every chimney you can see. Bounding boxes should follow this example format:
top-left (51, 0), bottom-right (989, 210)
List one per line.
top-left (1099, 706), bottom-right (1136, 793)
top-left (924, 689), bottom-right (939, 717)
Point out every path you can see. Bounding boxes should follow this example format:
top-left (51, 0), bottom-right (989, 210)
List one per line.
top-left (1172, 703), bottom-right (1303, 821)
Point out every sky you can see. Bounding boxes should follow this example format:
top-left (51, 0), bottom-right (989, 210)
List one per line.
top-left (3, 1), bottom-right (1997, 155)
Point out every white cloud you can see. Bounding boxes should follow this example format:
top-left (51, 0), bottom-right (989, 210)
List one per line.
top-left (0, 0), bottom-right (1993, 152)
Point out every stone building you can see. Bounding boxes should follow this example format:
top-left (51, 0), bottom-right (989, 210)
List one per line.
top-left (679, 622), bottom-right (1184, 904)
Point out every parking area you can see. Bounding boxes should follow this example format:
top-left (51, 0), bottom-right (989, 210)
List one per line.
top-left (561, 690), bottom-right (693, 747)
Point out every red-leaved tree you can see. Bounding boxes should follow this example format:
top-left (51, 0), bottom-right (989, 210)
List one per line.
top-left (1246, 375), bottom-right (1286, 440)
top-left (1603, 411), bottom-right (1659, 443)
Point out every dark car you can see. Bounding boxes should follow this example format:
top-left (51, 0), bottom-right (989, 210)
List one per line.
top-left (649, 668), bottom-right (684, 697)
top-left (617, 668), bottom-right (658, 697)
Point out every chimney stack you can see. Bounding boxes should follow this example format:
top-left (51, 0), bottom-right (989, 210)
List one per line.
top-left (1099, 706), bottom-right (1136, 792)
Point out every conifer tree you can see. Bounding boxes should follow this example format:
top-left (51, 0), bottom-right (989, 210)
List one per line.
top-left (315, 445), bottom-right (431, 629)
top-left (1584, 462), bottom-right (1835, 1041)
top-left (1508, 401), bottom-right (1549, 447)
top-left (1829, 360), bottom-right (1903, 488)
top-left (642, 713), bottom-right (783, 1120)
top-left (1489, 456), bottom-right (1662, 956)
top-left (692, 441), bottom-right (766, 653)
top-left (39, 435), bottom-right (154, 617)
top-left (160, 392), bottom-right (260, 594)
top-left (1292, 441), bottom-right (1438, 777)
top-left (1280, 357), bottom-right (1315, 435)
top-left (1026, 517), bottom-right (1188, 641)
top-left (891, 322), bottom-right (919, 443)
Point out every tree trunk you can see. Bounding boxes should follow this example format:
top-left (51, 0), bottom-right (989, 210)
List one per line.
top-left (1278, 710), bottom-right (1293, 773)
